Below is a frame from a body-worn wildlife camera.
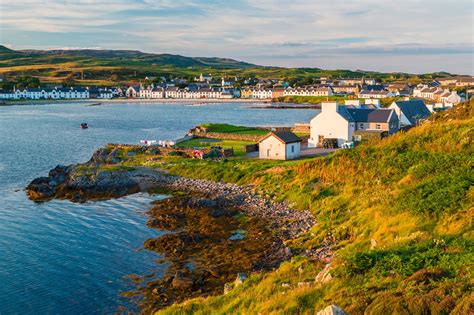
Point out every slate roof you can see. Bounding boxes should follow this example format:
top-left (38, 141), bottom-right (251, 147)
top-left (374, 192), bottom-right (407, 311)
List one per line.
top-left (263, 131), bottom-right (302, 144)
top-left (346, 108), bottom-right (393, 123)
top-left (337, 106), bottom-right (355, 122)
top-left (393, 100), bottom-right (431, 125)
top-left (364, 84), bottom-right (385, 91)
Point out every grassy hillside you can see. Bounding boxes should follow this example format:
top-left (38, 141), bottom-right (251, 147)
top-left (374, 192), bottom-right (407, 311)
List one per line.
top-left (0, 45), bottom-right (459, 86)
top-left (149, 100), bottom-right (473, 314)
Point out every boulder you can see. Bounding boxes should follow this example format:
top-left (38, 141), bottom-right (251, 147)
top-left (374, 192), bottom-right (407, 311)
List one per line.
top-left (87, 148), bottom-right (107, 165)
top-left (297, 281), bottom-right (311, 287)
top-left (315, 264), bottom-right (333, 285)
top-left (234, 273), bottom-right (247, 286)
top-left (370, 238), bottom-right (377, 249)
top-left (223, 283), bottom-right (232, 294)
top-left (316, 305), bottom-right (348, 315)
top-left (171, 272), bottom-right (194, 290)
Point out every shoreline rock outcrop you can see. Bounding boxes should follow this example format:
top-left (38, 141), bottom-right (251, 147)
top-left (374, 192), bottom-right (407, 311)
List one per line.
top-left (26, 149), bottom-right (315, 239)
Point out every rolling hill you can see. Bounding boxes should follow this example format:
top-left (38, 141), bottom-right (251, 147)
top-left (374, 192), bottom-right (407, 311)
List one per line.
top-left (0, 45), bottom-right (460, 86)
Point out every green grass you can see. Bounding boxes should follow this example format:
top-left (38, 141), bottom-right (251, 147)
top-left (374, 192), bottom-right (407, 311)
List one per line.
top-left (176, 137), bottom-right (256, 157)
top-left (200, 123), bottom-right (269, 136)
top-left (80, 101), bottom-right (473, 314)
top-left (149, 100), bottom-right (474, 314)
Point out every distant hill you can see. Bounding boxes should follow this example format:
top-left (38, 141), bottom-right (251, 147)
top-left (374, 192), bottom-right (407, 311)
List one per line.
top-left (16, 47), bottom-right (258, 69)
top-left (0, 45), bottom-right (463, 86)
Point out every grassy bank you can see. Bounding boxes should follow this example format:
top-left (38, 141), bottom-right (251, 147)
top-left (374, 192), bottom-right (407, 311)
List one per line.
top-left (176, 138), bottom-right (255, 157)
top-left (199, 123), bottom-right (269, 136)
top-left (147, 100), bottom-right (473, 314)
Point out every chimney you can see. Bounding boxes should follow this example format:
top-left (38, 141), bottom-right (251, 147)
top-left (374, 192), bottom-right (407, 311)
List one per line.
top-left (322, 102), bottom-right (339, 112)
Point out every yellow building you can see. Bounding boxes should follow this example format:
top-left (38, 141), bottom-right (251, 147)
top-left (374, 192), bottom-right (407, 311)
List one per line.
top-left (240, 88), bottom-right (253, 98)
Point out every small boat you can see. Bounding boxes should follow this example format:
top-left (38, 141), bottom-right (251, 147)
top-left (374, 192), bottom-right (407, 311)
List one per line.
top-left (80, 123), bottom-right (88, 129)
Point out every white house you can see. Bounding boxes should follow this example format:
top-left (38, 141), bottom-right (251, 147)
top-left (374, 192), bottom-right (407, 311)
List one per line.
top-left (0, 90), bottom-right (17, 99)
top-left (150, 87), bottom-right (164, 98)
top-left (259, 131), bottom-right (302, 160)
top-left (388, 99), bottom-right (432, 129)
top-left (309, 102), bottom-right (355, 148)
top-left (252, 88), bottom-right (273, 99)
top-left (358, 90), bottom-right (395, 99)
top-left (126, 85), bottom-right (141, 98)
top-left (309, 102), bottom-right (399, 147)
top-left (165, 87), bottom-right (179, 98)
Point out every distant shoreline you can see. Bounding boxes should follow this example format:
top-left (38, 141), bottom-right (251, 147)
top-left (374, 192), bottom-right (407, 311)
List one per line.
top-left (0, 98), bottom-right (271, 106)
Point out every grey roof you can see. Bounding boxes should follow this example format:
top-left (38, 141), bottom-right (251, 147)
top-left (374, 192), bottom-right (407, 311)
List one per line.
top-left (337, 106), bottom-right (355, 122)
top-left (265, 131), bottom-right (302, 144)
top-left (364, 84), bottom-right (385, 91)
top-left (346, 108), bottom-right (394, 123)
top-left (393, 100), bottom-right (431, 125)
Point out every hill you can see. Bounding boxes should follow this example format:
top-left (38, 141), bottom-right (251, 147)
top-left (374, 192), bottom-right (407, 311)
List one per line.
top-left (151, 100), bottom-right (473, 314)
top-left (0, 45), bottom-right (459, 86)
top-left (18, 48), bottom-right (257, 68)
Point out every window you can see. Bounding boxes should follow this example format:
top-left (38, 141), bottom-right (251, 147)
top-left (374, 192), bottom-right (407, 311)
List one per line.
top-left (359, 123), bottom-right (364, 129)
top-left (376, 124), bottom-right (381, 129)
top-left (291, 145), bottom-right (295, 153)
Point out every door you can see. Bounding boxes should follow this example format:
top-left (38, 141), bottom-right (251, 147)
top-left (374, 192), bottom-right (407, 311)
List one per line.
top-left (318, 135), bottom-right (325, 147)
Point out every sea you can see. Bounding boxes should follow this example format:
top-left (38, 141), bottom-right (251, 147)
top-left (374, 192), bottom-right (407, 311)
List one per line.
top-left (0, 101), bottom-right (317, 314)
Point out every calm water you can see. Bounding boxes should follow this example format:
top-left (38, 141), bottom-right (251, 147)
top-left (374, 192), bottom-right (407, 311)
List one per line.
top-left (0, 101), bottom-right (317, 314)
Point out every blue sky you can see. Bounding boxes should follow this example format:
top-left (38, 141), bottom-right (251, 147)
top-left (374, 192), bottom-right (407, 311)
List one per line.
top-left (1, 0), bottom-right (473, 74)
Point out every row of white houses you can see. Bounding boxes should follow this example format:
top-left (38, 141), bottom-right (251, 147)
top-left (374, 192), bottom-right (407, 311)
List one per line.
top-left (412, 84), bottom-right (462, 105)
top-left (241, 86), bottom-right (334, 99)
top-left (125, 85), bottom-right (234, 99)
top-left (0, 87), bottom-right (116, 100)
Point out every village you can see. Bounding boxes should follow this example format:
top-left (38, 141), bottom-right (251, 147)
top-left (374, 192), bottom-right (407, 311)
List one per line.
top-left (1, 74), bottom-right (470, 162)
top-left (131, 96), bottom-right (432, 162)
top-left (0, 74), bottom-right (470, 108)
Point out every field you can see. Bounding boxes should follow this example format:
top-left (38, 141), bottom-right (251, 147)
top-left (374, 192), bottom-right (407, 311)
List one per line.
top-left (176, 137), bottom-right (256, 157)
top-left (199, 123), bottom-right (269, 136)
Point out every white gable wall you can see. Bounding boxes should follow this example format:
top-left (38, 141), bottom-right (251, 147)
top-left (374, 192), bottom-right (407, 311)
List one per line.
top-left (285, 142), bottom-right (301, 160)
top-left (259, 136), bottom-right (285, 160)
top-left (309, 103), bottom-right (352, 147)
top-left (388, 103), bottom-right (412, 128)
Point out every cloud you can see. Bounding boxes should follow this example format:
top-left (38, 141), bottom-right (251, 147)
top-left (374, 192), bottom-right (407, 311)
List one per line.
top-left (0, 0), bottom-right (472, 74)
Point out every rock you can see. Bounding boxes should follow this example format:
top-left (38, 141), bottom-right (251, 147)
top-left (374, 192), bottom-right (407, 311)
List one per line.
top-left (209, 208), bottom-right (238, 218)
top-left (281, 282), bottom-right (291, 288)
top-left (87, 148), bottom-right (107, 165)
top-left (234, 273), bottom-right (247, 286)
top-left (297, 281), bottom-right (311, 287)
top-left (316, 305), bottom-right (348, 315)
top-left (171, 272), bottom-right (194, 290)
top-left (223, 283), bottom-right (232, 294)
top-left (229, 230), bottom-right (246, 241)
top-left (370, 238), bottom-right (377, 249)
top-left (315, 264), bottom-right (333, 285)
top-left (106, 148), bottom-right (121, 164)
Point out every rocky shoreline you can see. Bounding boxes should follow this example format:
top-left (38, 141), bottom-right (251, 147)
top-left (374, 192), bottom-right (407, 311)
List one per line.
top-left (26, 148), bottom-right (315, 239)
top-left (25, 147), bottom-right (318, 312)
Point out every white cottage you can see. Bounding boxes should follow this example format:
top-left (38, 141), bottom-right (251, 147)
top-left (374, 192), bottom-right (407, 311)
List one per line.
top-left (309, 102), bottom-right (355, 148)
top-left (259, 131), bottom-right (302, 160)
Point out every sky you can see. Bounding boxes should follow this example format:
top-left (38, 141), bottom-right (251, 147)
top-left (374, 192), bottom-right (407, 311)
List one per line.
top-left (1, 0), bottom-right (473, 74)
